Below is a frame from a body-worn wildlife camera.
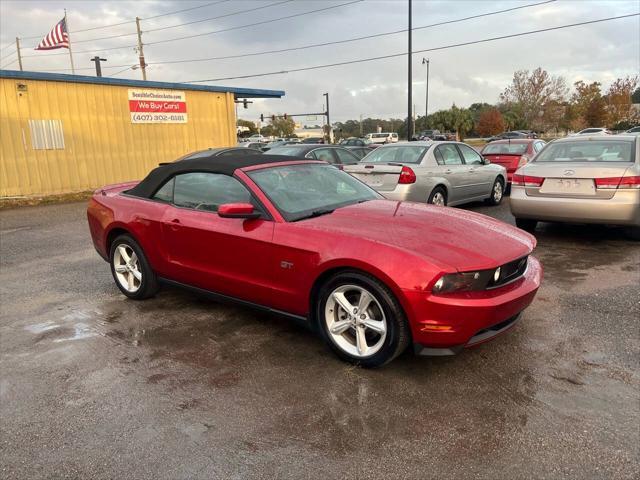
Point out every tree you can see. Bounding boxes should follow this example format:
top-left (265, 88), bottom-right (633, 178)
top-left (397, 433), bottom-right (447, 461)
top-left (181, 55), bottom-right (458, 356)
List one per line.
top-left (632, 86), bottom-right (640, 104)
top-left (605, 75), bottom-right (639, 126)
top-left (500, 67), bottom-right (568, 130)
top-left (476, 108), bottom-right (505, 136)
top-left (571, 81), bottom-right (607, 127)
top-left (268, 116), bottom-right (296, 137)
top-left (236, 118), bottom-right (257, 136)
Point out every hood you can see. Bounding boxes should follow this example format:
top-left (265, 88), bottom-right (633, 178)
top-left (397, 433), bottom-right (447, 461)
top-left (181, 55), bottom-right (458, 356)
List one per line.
top-left (297, 200), bottom-right (535, 272)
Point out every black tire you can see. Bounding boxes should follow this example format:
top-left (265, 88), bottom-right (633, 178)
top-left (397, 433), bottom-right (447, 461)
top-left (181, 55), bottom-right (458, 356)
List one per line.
top-left (109, 234), bottom-right (158, 300)
top-left (427, 186), bottom-right (448, 206)
top-left (515, 218), bottom-right (538, 233)
top-left (315, 271), bottom-right (410, 368)
top-left (485, 177), bottom-right (505, 206)
top-left (627, 226), bottom-right (640, 241)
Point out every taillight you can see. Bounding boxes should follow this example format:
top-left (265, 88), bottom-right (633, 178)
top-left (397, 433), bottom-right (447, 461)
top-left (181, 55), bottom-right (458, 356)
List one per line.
top-left (399, 166), bottom-right (416, 184)
top-left (595, 176), bottom-right (640, 189)
top-left (512, 174), bottom-right (544, 187)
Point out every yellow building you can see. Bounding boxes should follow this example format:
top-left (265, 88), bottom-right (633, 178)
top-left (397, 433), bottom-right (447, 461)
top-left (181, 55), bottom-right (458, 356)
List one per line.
top-left (0, 70), bottom-right (283, 197)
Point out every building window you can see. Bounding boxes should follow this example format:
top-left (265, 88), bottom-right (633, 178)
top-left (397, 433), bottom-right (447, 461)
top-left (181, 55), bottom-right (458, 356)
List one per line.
top-left (28, 119), bottom-right (65, 150)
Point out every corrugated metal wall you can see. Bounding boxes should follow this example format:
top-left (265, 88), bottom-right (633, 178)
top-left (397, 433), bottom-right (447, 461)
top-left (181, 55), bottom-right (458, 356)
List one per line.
top-left (0, 77), bottom-right (236, 197)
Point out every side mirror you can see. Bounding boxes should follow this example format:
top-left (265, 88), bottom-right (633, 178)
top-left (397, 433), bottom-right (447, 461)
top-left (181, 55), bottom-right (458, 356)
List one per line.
top-left (218, 203), bottom-right (261, 219)
top-left (483, 157), bottom-right (491, 165)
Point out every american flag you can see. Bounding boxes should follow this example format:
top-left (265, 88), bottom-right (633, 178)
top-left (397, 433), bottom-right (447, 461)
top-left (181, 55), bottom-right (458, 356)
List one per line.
top-left (35, 17), bottom-right (69, 50)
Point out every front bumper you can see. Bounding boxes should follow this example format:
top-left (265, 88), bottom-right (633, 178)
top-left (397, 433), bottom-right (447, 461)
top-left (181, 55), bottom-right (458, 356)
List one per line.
top-left (405, 256), bottom-right (542, 356)
top-left (510, 187), bottom-right (640, 226)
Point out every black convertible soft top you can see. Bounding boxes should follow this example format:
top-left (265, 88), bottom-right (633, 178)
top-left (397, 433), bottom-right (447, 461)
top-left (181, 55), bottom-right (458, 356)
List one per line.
top-left (127, 153), bottom-right (311, 198)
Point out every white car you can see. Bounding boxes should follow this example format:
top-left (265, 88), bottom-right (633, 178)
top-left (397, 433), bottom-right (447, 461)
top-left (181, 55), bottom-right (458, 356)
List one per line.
top-left (365, 132), bottom-right (399, 144)
top-left (572, 128), bottom-right (611, 136)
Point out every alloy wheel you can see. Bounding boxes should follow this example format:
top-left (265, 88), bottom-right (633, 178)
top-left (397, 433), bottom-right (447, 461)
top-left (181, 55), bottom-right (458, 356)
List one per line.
top-left (113, 244), bottom-right (142, 293)
top-left (324, 284), bottom-right (387, 358)
top-left (432, 192), bottom-right (446, 206)
top-left (493, 181), bottom-right (503, 203)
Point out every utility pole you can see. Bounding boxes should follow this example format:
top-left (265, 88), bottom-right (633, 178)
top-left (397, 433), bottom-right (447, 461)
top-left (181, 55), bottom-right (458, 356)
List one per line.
top-left (15, 37), bottom-right (23, 71)
top-left (323, 92), bottom-right (330, 143)
top-left (135, 17), bottom-right (147, 80)
top-left (407, 0), bottom-right (413, 140)
top-left (91, 56), bottom-right (107, 77)
top-left (359, 113), bottom-right (363, 136)
top-left (422, 58), bottom-right (429, 120)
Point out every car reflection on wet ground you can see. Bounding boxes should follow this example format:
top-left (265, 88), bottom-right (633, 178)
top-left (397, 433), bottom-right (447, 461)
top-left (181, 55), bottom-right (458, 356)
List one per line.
top-left (1, 199), bottom-right (638, 479)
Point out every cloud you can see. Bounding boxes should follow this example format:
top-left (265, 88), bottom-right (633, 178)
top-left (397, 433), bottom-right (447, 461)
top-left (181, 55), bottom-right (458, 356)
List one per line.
top-left (1, 0), bottom-right (638, 124)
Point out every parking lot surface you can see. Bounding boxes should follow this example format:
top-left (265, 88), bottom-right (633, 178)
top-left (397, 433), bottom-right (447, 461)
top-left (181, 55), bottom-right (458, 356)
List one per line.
top-left (1, 199), bottom-right (638, 479)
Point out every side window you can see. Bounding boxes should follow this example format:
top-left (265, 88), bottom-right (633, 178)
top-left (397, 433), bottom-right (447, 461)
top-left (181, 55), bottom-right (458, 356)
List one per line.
top-left (334, 148), bottom-right (360, 165)
top-left (173, 172), bottom-right (252, 212)
top-left (435, 145), bottom-right (463, 165)
top-left (311, 148), bottom-right (337, 164)
top-left (152, 177), bottom-right (174, 203)
top-left (457, 144), bottom-right (483, 165)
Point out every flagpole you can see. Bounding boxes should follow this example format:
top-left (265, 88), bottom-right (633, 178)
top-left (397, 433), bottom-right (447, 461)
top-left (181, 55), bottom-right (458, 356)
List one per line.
top-left (64, 9), bottom-right (75, 74)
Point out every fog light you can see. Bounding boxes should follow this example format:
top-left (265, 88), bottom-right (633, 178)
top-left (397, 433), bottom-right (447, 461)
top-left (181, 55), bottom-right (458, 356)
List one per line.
top-left (493, 267), bottom-right (501, 282)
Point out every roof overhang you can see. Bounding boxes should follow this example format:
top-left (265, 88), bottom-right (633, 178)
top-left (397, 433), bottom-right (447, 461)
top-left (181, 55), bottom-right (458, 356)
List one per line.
top-left (0, 69), bottom-right (285, 99)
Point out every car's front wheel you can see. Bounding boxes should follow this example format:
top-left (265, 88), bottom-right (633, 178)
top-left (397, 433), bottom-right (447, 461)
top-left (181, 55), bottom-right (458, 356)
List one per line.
top-left (109, 234), bottom-right (158, 299)
top-left (316, 271), bottom-right (410, 367)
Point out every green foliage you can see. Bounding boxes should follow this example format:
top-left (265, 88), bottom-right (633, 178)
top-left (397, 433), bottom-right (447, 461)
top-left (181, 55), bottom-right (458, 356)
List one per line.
top-left (236, 119), bottom-right (257, 135)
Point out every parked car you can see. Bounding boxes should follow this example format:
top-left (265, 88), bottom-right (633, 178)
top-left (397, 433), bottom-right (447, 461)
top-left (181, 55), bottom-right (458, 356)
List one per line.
top-left (247, 134), bottom-right (266, 142)
top-left (238, 142), bottom-right (267, 151)
top-left (301, 137), bottom-right (325, 144)
top-left (267, 144), bottom-right (361, 167)
top-left (487, 131), bottom-right (528, 142)
top-left (262, 140), bottom-right (296, 152)
top-left (365, 132), bottom-right (398, 144)
top-left (345, 141), bottom-right (507, 207)
top-left (87, 153), bottom-right (542, 367)
top-left (174, 147), bottom-right (262, 161)
top-left (344, 145), bottom-right (377, 159)
top-left (285, 137), bottom-right (301, 143)
top-left (513, 130), bottom-right (539, 139)
top-left (624, 126), bottom-right (640, 134)
top-left (340, 137), bottom-right (375, 147)
top-left (481, 139), bottom-right (546, 186)
top-left (417, 129), bottom-right (446, 141)
top-left (510, 135), bottom-right (639, 239)
top-left (572, 128), bottom-right (611, 136)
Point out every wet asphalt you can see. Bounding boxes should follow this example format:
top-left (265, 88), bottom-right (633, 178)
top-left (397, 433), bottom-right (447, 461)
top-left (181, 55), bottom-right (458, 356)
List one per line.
top-left (0, 198), bottom-right (638, 479)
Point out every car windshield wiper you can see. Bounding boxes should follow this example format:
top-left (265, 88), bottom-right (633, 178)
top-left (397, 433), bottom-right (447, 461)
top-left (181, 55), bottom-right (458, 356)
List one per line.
top-left (293, 208), bottom-right (335, 221)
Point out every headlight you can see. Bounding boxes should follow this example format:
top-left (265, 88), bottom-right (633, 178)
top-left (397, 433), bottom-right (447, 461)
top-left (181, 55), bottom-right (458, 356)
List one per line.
top-left (432, 271), bottom-right (484, 294)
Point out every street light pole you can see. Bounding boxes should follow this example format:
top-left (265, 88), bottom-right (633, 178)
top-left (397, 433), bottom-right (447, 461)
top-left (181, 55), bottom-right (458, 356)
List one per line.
top-left (323, 92), bottom-right (331, 143)
top-left (422, 58), bottom-right (429, 120)
top-left (407, 0), bottom-right (413, 140)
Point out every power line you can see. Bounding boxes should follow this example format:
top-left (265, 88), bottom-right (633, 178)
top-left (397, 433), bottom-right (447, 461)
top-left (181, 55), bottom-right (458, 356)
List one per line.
top-left (0, 57), bottom-right (18, 69)
top-left (20, 0), bottom-right (362, 57)
top-left (185, 13), bottom-right (640, 83)
top-left (132, 0), bottom-right (557, 66)
top-left (145, 0), bottom-right (295, 33)
top-left (143, 0), bottom-right (232, 20)
top-left (1, 42), bottom-right (16, 53)
top-left (17, 0), bottom-right (232, 40)
top-left (146, 0), bottom-right (364, 46)
top-left (111, 65), bottom-right (138, 77)
top-left (69, 0), bottom-right (294, 45)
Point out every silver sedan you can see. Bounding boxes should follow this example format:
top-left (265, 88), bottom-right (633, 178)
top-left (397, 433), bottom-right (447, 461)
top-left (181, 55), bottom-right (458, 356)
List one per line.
top-left (344, 141), bottom-right (507, 207)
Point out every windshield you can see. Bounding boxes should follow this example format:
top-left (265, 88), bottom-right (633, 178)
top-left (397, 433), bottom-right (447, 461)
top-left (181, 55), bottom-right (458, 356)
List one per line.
top-left (534, 140), bottom-right (634, 163)
top-left (361, 145), bottom-right (428, 164)
top-left (483, 143), bottom-right (528, 155)
top-left (247, 163), bottom-right (382, 221)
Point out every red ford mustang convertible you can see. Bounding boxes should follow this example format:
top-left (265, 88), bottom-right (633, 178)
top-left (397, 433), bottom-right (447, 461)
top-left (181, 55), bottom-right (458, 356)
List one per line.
top-left (87, 153), bottom-right (542, 367)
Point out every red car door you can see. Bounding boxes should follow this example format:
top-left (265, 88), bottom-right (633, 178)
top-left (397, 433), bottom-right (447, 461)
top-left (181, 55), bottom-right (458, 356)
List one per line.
top-left (159, 172), bottom-right (277, 306)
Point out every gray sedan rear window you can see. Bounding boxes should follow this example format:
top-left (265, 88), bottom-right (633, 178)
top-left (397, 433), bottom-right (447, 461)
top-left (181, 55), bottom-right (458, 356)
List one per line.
top-left (535, 141), bottom-right (633, 163)
top-left (483, 144), bottom-right (528, 155)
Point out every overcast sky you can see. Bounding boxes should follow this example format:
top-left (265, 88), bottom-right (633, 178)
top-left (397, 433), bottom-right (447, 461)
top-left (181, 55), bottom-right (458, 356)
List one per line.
top-left (1, 0), bottom-right (638, 124)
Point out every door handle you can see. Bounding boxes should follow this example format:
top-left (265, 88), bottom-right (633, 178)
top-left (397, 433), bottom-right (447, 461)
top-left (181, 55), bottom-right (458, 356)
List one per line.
top-left (445, 169), bottom-right (452, 174)
top-left (169, 218), bottom-right (181, 231)
top-left (469, 168), bottom-right (476, 173)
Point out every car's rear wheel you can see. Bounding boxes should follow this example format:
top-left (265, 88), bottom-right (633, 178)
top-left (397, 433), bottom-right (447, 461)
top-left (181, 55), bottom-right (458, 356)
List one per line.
top-left (515, 218), bottom-right (538, 233)
top-left (485, 178), bottom-right (504, 205)
top-left (109, 234), bottom-right (158, 299)
top-left (316, 271), bottom-right (410, 368)
top-left (428, 187), bottom-right (447, 206)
